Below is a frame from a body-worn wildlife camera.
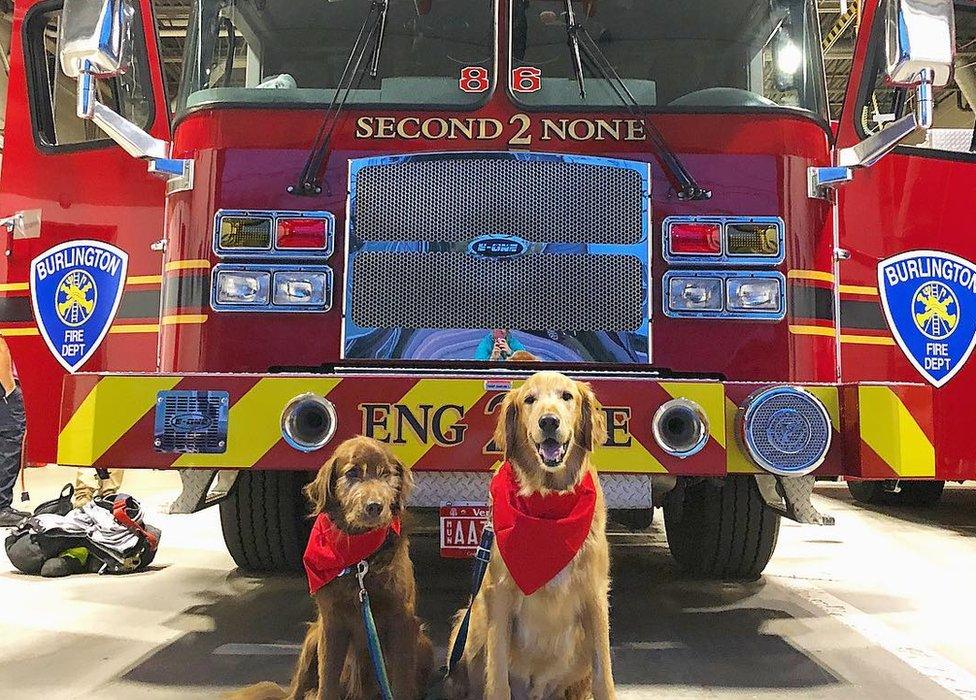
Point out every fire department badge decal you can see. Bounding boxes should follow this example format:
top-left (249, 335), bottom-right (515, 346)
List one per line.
top-left (30, 240), bottom-right (128, 373)
top-left (878, 250), bottom-right (976, 388)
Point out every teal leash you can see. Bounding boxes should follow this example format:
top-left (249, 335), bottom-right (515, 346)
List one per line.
top-left (356, 560), bottom-right (394, 700)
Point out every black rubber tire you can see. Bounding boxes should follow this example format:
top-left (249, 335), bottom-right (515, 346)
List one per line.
top-left (664, 476), bottom-right (780, 580)
top-left (609, 508), bottom-right (654, 531)
top-left (219, 470), bottom-right (313, 573)
top-left (847, 479), bottom-right (888, 505)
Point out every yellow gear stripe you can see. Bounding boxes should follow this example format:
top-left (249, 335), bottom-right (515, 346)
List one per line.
top-left (858, 386), bottom-right (935, 477)
top-left (165, 259), bottom-right (211, 272)
top-left (788, 269), bottom-right (835, 283)
top-left (382, 380), bottom-right (486, 467)
top-left (658, 381), bottom-right (727, 448)
top-left (841, 334), bottom-right (896, 346)
top-left (173, 378), bottom-right (342, 468)
top-left (790, 324), bottom-right (836, 338)
top-left (839, 284), bottom-right (879, 296)
top-left (58, 376), bottom-right (182, 466)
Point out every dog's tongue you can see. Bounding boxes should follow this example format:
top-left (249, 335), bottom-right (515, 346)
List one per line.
top-left (540, 439), bottom-right (564, 463)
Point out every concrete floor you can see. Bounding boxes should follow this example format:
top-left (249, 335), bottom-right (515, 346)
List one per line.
top-left (3, 468), bottom-right (976, 699)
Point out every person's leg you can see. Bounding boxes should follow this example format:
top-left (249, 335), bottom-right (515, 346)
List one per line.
top-left (98, 469), bottom-right (125, 499)
top-left (0, 388), bottom-right (27, 521)
top-left (73, 469), bottom-right (100, 508)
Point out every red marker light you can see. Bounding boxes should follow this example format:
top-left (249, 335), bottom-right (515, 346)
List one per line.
top-left (276, 217), bottom-right (328, 250)
top-left (668, 222), bottom-right (721, 256)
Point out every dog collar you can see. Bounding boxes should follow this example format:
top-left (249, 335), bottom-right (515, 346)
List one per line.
top-left (490, 460), bottom-right (596, 595)
top-left (303, 513), bottom-right (401, 595)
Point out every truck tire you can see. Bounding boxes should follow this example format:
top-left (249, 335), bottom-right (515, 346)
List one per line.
top-left (664, 476), bottom-right (780, 580)
top-left (846, 479), bottom-right (888, 504)
top-left (847, 479), bottom-right (944, 507)
top-left (610, 508), bottom-right (654, 531)
top-left (219, 470), bottom-right (313, 573)
top-left (898, 480), bottom-right (945, 506)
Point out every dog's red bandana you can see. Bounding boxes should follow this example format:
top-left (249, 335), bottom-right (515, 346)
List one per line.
top-left (303, 513), bottom-right (401, 594)
top-left (490, 461), bottom-right (596, 595)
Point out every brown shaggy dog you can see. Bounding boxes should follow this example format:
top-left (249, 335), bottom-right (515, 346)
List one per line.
top-left (232, 436), bottom-right (433, 700)
top-left (446, 372), bottom-right (615, 700)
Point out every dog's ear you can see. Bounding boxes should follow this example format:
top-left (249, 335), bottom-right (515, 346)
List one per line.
top-left (395, 458), bottom-right (413, 502)
top-left (577, 382), bottom-right (607, 452)
top-left (304, 457), bottom-right (338, 514)
top-left (494, 387), bottom-right (521, 458)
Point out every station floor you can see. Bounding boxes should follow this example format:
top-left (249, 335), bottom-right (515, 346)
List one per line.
top-left (2, 467), bottom-right (976, 699)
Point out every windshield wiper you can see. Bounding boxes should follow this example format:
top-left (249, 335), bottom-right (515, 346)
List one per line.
top-left (563, 0), bottom-right (586, 100)
top-left (291, 0), bottom-right (388, 196)
top-left (566, 16), bottom-right (711, 201)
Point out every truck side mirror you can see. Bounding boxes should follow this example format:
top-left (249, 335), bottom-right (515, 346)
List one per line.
top-left (809, 0), bottom-right (955, 197)
top-left (55, 0), bottom-right (192, 192)
top-left (58, 0), bottom-right (134, 80)
top-left (885, 0), bottom-right (954, 88)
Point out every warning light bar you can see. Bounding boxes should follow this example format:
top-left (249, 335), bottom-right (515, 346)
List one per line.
top-left (663, 216), bottom-right (784, 265)
top-left (214, 210), bottom-right (334, 259)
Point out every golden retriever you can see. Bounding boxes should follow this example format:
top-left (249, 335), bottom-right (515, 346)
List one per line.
top-left (446, 371), bottom-right (615, 699)
top-left (233, 436), bottom-right (433, 700)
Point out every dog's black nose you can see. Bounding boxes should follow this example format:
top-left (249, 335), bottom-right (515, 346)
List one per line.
top-left (365, 502), bottom-right (383, 518)
top-left (539, 414), bottom-right (560, 433)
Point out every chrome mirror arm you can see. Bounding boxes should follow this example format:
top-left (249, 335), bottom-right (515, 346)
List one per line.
top-left (808, 69), bottom-right (934, 199)
top-left (75, 68), bottom-right (193, 193)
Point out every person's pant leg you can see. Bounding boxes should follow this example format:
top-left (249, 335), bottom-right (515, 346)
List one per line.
top-left (73, 469), bottom-right (100, 508)
top-left (98, 469), bottom-right (124, 498)
top-left (0, 388), bottom-right (26, 510)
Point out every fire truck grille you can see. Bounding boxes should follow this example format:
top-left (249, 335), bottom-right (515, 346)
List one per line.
top-left (351, 252), bottom-right (644, 331)
top-left (353, 155), bottom-right (646, 244)
top-left (153, 391), bottom-right (229, 454)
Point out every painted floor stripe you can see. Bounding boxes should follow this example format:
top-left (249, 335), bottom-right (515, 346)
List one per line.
top-left (213, 643), bottom-right (302, 656)
top-left (779, 578), bottom-right (976, 699)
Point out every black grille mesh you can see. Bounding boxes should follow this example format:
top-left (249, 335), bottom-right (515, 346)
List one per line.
top-left (351, 252), bottom-right (644, 331)
top-left (354, 157), bottom-right (645, 244)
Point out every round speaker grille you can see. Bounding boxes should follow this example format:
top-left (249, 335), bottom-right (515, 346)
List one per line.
top-left (741, 387), bottom-right (831, 476)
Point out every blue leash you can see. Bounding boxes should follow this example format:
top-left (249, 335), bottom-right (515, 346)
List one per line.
top-left (356, 560), bottom-right (394, 700)
top-left (447, 521), bottom-right (495, 675)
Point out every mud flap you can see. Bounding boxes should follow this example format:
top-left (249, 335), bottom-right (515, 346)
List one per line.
top-left (168, 469), bottom-right (238, 514)
top-left (755, 474), bottom-right (835, 525)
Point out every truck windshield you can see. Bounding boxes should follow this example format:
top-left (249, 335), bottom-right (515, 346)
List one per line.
top-left (175, 0), bottom-right (495, 114)
top-left (509, 0), bottom-right (827, 117)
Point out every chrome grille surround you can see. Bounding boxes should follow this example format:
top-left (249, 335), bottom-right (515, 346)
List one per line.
top-left (344, 151), bottom-right (651, 363)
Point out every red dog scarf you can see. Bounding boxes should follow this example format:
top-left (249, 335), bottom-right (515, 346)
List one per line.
top-left (490, 461), bottom-right (597, 595)
top-left (303, 513), bottom-right (401, 594)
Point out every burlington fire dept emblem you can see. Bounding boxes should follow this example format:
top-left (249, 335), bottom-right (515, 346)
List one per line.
top-left (878, 250), bottom-right (976, 388)
top-left (30, 240), bottom-right (128, 373)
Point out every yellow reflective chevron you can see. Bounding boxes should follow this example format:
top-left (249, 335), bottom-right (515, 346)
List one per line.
top-left (381, 380), bottom-right (486, 467)
top-left (658, 381), bottom-right (726, 448)
top-left (58, 376), bottom-right (181, 466)
top-left (858, 386), bottom-right (935, 477)
top-left (173, 378), bottom-right (342, 468)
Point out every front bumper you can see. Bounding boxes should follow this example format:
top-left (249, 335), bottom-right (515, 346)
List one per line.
top-left (56, 373), bottom-right (936, 479)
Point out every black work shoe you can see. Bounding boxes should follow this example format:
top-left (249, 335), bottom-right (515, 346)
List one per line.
top-left (0, 506), bottom-right (29, 527)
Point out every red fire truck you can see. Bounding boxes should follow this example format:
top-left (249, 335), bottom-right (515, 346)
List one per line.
top-left (0, 0), bottom-right (972, 576)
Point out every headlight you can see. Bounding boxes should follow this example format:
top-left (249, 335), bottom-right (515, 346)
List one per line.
top-left (215, 270), bottom-right (270, 305)
top-left (727, 277), bottom-right (782, 312)
top-left (667, 276), bottom-right (723, 313)
top-left (273, 271), bottom-right (330, 307)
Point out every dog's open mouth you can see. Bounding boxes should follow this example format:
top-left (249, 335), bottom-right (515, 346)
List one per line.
top-left (535, 438), bottom-right (569, 468)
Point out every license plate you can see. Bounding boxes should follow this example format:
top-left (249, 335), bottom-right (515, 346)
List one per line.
top-left (439, 501), bottom-right (489, 558)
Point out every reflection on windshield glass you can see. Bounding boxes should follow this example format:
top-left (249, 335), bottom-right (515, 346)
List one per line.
top-left (510, 0), bottom-right (826, 115)
top-left (176, 0), bottom-right (494, 112)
